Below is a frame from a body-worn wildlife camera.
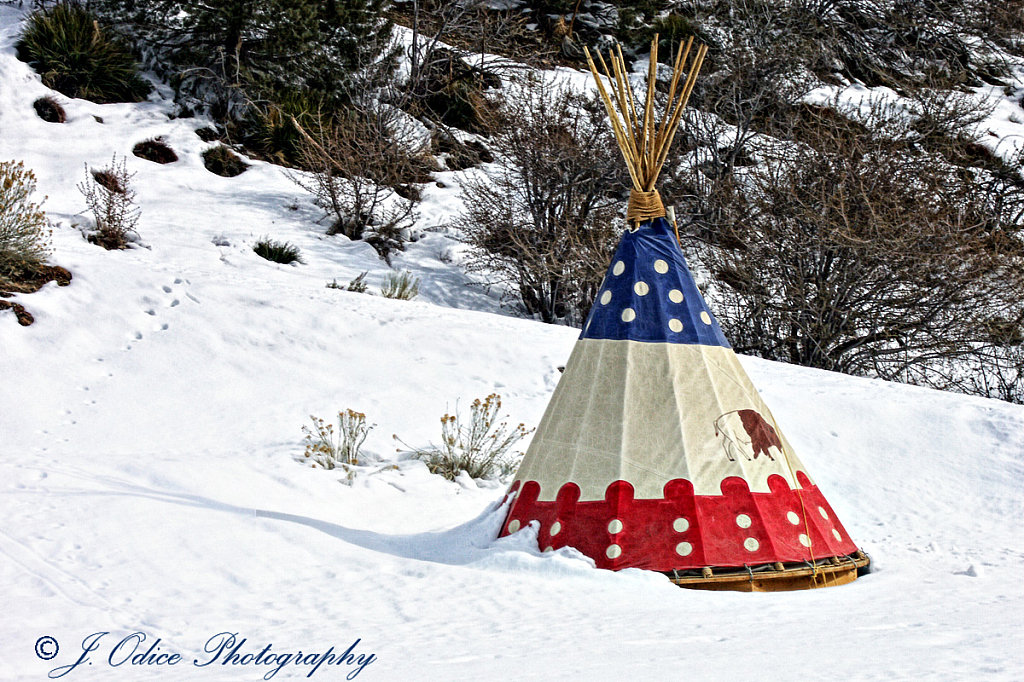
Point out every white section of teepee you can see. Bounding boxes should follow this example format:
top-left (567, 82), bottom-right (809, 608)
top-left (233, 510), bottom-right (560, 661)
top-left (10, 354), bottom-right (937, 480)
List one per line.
top-left (514, 340), bottom-right (809, 500)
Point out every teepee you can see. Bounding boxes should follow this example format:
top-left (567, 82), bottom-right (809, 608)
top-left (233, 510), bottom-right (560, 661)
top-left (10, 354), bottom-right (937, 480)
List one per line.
top-left (498, 37), bottom-right (868, 591)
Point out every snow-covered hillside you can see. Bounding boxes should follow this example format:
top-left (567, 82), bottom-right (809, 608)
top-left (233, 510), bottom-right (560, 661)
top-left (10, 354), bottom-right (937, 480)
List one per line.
top-left (2, 5), bottom-right (1023, 681)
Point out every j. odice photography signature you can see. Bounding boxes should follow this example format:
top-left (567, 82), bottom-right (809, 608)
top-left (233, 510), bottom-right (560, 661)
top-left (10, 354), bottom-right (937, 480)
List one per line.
top-left (43, 631), bottom-right (376, 680)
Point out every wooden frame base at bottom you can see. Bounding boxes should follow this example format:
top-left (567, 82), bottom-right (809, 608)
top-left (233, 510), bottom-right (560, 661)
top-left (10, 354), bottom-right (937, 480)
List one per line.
top-left (668, 552), bottom-right (871, 592)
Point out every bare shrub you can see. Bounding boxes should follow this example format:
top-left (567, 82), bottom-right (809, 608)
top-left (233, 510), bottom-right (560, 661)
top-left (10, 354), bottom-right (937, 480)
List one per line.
top-left (432, 129), bottom-right (493, 171)
top-left (664, 29), bottom-right (817, 242)
top-left (78, 155), bottom-right (139, 250)
top-left (302, 410), bottom-right (374, 468)
top-left (453, 77), bottom-right (625, 325)
top-left (971, 344), bottom-right (1024, 405)
top-left (397, 394), bottom-right (533, 481)
top-left (684, 100), bottom-right (1024, 401)
top-left (0, 160), bottom-right (52, 288)
top-left (401, 0), bottom-right (519, 132)
top-left (288, 105), bottom-right (424, 263)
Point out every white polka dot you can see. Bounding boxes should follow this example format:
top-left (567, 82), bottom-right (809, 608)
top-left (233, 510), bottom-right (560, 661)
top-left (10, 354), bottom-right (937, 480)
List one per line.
top-left (606, 544), bottom-right (622, 559)
top-left (736, 514), bottom-right (752, 529)
top-left (612, 261), bottom-right (625, 276)
top-left (669, 318), bottom-right (683, 333)
top-left (819, 506), bottom-right (829, 520)
top-left (654, 259), bottom-right (669, 274)
top-left (507, 519), bottom-right (520, 533)
top-left (744, 537), bottom-right (760, 552)
top-left (832, 529), bottom-right (842, 541)
top-left (621, 308), bottom-right (636, 322)
top-left (550, 521), bottom-right (561, 536)
top-left (787, 511), bottom-right (800, 525)
top-left (633, 281), bottom-right (649, 296)
top-left (799, 534), bottom-right (812, 547)
top-left (675, 542), bottom-right (693, 556)
top-left (600, 290), bottom-right (612, 305)
top-left (673, 517), bottom-right (689, 533)
top-left (700, 311), bottom-right (712, 325)
top-left (543, 546), bottom-right (553, 553)
top-left (607, 519), bottom-right (623, 534)
top-left (669, 289), bottom-right (684, 303)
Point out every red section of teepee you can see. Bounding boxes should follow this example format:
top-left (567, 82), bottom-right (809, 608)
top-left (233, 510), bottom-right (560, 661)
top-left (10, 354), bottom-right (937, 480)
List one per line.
top-left (501, 473), bottom-right (857, 571)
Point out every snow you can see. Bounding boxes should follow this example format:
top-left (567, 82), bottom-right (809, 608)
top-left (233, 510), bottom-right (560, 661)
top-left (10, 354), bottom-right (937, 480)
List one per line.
top-left (2, 5), bottom-right (1023, 681)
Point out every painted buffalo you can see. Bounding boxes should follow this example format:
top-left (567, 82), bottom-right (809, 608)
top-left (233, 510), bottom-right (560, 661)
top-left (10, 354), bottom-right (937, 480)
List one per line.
top-left (714, 409), bottom-right (782, 462)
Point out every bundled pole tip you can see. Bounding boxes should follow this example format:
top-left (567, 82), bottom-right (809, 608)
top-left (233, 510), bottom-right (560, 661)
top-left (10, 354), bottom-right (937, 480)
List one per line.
top-left (584, 35), bottom-right (708, 227)
top-left (626, 189), bottom-right (664, 225)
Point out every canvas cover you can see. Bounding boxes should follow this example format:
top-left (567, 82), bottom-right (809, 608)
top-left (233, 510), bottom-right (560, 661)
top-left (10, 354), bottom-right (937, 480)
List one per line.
top-left (500, 217), bottom-right (859, 572)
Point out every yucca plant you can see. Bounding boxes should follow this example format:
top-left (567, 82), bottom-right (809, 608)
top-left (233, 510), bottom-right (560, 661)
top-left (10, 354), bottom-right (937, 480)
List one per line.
top-left (16, 4), bottom-right (152, 104)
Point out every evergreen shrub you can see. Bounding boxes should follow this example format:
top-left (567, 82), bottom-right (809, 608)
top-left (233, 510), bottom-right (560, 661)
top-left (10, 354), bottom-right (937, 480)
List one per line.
top-left (16, 4), bottom-right (151, 103)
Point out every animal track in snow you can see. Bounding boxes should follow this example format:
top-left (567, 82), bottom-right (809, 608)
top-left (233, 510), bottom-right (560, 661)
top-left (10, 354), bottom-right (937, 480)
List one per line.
top-left (130, 281), bottom-right (192, 346)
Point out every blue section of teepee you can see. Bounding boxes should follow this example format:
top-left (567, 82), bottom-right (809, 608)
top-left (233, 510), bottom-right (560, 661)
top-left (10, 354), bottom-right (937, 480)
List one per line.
top-left (581, 217), bottom-right (730, 348)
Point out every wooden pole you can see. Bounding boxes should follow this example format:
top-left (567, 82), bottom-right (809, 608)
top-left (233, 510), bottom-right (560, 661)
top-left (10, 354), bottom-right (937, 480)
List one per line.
top-left (586, 36), bottom-right (708, 201)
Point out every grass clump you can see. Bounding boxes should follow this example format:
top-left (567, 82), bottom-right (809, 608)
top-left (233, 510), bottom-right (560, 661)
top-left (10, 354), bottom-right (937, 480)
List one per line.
top-left (327, 271), bottom-right (369, 293)
top-left (16, 4), bottom-right (151, 104)
top-left (253, 238), bottom-right (303, 264)
top-left (195, 127), bottom-right (220, 142)
top-left (33, 95), bottom-right (66, 123)
top-left (397, 394), bottom-right (532, 481)
top-left (0, 160), bottom-right (52, 288)
top-left (380, 270), bottom-right (419, 300)
top-left (202, 145), bottom-right (249, 177)
top-left (303, 410), bottom-right (374, 469)
top-left (133, 138), bottom-right (178, 164)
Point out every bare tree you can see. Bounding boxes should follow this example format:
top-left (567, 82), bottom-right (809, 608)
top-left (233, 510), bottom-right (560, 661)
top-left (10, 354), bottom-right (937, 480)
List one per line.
top-left (453, 78), bottom-right (626, 325)
top-left (684, 99), bottom-right (1024, 400)
top-left (287, 101), bottom-right (426, 262)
